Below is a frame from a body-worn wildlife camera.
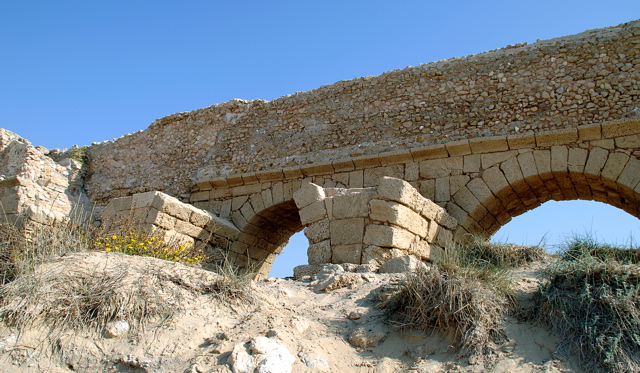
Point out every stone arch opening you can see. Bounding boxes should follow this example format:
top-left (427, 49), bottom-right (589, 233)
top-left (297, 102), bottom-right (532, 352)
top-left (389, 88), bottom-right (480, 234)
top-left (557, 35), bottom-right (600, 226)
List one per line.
top-left (448, 153), bottom-right (640, 240)
top-left (228, 200), bottom-right (304, 279)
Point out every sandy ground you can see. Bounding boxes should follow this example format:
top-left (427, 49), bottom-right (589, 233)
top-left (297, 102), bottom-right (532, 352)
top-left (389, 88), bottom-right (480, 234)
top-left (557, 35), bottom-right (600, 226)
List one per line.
top-left (0, 253), bottom-right (583, 373)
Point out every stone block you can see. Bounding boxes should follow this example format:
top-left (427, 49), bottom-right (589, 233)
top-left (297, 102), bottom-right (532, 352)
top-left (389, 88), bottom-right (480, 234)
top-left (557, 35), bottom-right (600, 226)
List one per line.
top-left (452, 186), bottom-right (487, 221)
top-left (577, 123), bottom-right (602, 141)
top-left (301, 161), bottom-right (334, 177)
top-left (352, 154), bottom-right (381, 169)
top-left (271, 182), bottom-right (284, 205)
top-left (332, 159), bottom-right (355, 172)
top-left (362, 245), bottom-right (406, 266)
top-left (225, 175), bottom-right (244, 187)
top-left (145, 209), bottom-right (176, 230)
top-left (231, 210), bottom-right (248, 230)
top-left (113, 196), bottom-right (133, 211)
top-left (601, 152), bottom-right (630, 182)
top-left (332, 191), bottom-right (374, 219)
top-left (435, 228), bottom-right (454, 248)
top-left (209, 178), bottom-right (229, 188)
top-left (363, 165), bottom-right (404, 187)
top-left (469, 135), bottom-right (508, 154)
top-left (507, 132), bottom-right (536, 149)
top-left (602, 118), bottom-right (640, 138)
top-left (481, 150), bottom-right (518, 169)
top-left (378, 255), bottom-right (427, 274)
top-left (329, 218), bottom-right (364, 245)
top-left (568, 148), bottom-right (588, 173)
top-left (617, 158), bottom-right (640, 190)
top-left (408, 239), bottom-right (433, 261)
top-left (303, 218), bottom-right (330, 244)
top-left (240, 202), bottom-right (255, 223)
top-left (174, 220), bottom-right (206, 239)
top-left (533, 150), bottom-right (552, 178)
top-left (463, 154), bottom-right (481, 173)
top-left (377, 176), bottom-right (424, 212)
top-left (434, 177), bottom-right (450, 202)
top-left (410, 144), bottom-right (448, 160)
top-left (190, 209), bottom-right (210, 228)
top-left (308, 240), bottom-right (331, 264)
top-left (232, 183), bottom-right (262, 197)
top-left (615, 134), bottom-right (640, 149)
top-left (404, 162), bottom-right (419, 181)
top-left (550, 146), bottom-right (569, 173)
top-left (364, 224), bottom-right (414, 249)
top-left (206, 216), bottom-right (240, 240)
top-left (250, 193), bottom-right (265, 213)
top-left (379, 149), bottom-right (414, 166)
top-left (255, 169), bottom-right (284, 183)
top-left (190, 190), bottom-right (209, 202)
top-left (293, 183), bottom-right (326, 209)
top-left (348, 170), bottom-right (364, 188)
top-left (445, 139), bottom-right (471, 156)
top-left (369, 199), bottom-right (427, 237)
top-left (131, 191), bottom-right (158, 209)
top-left (332, 244), bottom-right (363, 264)
top-left (283, 166), bottom-right (303, 179)
top-left (536, 128), bottom-right (578, 147)
top-left (299, 200), bottom-right (327, 225)
top-left (584, 148), bottom-right (609, 176)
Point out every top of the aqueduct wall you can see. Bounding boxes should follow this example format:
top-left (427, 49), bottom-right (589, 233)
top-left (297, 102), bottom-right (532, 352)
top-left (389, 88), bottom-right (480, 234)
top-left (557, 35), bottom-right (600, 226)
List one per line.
top-left (85, 20), bottom-right (639, 207)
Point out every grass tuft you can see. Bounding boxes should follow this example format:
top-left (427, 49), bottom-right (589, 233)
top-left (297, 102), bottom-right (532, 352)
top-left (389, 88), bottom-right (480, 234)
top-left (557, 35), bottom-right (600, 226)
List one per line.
top-left (533, 234), bottom-right (640, 373)
top-left (381, 237), bottom-right (544, 360)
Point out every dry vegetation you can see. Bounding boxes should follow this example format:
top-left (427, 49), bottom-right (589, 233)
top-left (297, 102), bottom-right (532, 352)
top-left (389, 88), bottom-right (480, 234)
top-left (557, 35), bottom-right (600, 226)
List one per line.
top-left (533, 235), bottom-right (640, 373)
top-left (0, 217), bottom-right (253, 345)
top-left (0, 215), bottom-right (638, 372)
top-left (381, 238), bottom-right (545, 362)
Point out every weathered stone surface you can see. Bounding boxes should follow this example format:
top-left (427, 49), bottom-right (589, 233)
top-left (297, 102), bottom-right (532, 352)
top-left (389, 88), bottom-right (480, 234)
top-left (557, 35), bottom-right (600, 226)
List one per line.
top-left (229, 337), bottom-right (295, 373)
top-left (298, 200), bottom-right (327, 225)
top-left (348, 325), bottom-right (388, 348)
top-left (378, 255), bottom-right (429, 274)
top-left (307, 240), bottom-right (331, 265)
top-left (331, 191), bottom-right (373, 219)
top-left (369, 200), bottom-right (428, 237)
top-left (293, 183), bottom-right (326, 209)
top-left (303, 218), bottom-right (330, 244)
top-left (364, 224), bottom-right (415, 250)
top-left (332, 244), bottom-right (362, 264)
top-left (104, 320), bottom-right (130, 338)
top-left (329, 218), bottom-right (365, 245)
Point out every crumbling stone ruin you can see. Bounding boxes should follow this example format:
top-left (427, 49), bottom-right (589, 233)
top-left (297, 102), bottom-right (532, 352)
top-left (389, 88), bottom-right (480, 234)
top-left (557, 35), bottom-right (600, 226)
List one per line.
top-left (1, 20), bottom-right (638, 278)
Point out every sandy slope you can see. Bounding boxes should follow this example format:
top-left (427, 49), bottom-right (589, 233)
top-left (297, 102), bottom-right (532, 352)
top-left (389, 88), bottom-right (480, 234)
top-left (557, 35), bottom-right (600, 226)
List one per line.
top-left (0, 253), bottom-right (582, 372)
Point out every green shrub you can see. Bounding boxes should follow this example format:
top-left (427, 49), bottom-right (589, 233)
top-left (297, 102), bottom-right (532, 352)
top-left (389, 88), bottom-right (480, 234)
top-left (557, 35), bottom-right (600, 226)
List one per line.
top-left (533, 236), bottom-right (640, 372)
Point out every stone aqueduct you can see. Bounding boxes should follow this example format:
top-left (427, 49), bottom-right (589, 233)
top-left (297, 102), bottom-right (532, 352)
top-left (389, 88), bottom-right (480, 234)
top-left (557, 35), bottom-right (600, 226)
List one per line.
top-left (1, 21), bottom-right (638, 278)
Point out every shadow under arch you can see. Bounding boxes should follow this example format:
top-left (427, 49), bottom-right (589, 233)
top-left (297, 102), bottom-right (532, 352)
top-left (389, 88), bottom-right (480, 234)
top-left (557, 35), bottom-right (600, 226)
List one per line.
top-left (447, 149), bottom-right (640, 241)
top-left (228, 199), bottom-right (303, 279)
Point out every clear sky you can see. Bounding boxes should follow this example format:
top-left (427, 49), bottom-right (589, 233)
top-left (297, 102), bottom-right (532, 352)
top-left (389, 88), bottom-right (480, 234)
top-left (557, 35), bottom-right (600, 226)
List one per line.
top-left (1, 2), bottom-right (638, 277)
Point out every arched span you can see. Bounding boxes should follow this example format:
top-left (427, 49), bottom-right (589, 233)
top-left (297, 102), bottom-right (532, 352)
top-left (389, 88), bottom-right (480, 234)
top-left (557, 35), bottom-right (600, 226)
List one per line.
top-left (447, 147), bottom-right (640, 240)
top-left (228, 200), bottom-right (303, 279)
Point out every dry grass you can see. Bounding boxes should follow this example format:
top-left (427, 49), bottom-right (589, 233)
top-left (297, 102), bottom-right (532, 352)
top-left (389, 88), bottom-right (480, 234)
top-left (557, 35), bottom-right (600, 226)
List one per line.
top-left (0, 217), bottom-right (94, 284)
top-left (0, 251), bottom-right (253, 337)
top-left (381, 237), bottom-right (544, 360)
top-left (533, 235), bottom-right (640, 373)
top-left (0, 215), bottom-right (253, 341)
top-left (383, 265), bottom-right (508, 358)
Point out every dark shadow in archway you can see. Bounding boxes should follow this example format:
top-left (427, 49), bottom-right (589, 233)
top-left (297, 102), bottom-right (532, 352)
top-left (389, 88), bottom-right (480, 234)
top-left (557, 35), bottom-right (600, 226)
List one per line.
top-left (229, 200), bottom-right (304, 279)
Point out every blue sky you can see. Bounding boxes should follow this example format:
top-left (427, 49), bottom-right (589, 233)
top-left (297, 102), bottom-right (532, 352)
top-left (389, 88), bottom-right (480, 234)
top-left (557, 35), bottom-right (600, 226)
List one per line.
top-left (1, 2), bottom-right (638, 277)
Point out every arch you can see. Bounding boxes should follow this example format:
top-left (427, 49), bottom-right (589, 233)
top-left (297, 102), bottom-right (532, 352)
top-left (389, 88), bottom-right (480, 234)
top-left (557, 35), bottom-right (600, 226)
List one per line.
top-left (228, 199), bottom-right (303, 279)
top-left (447, 147), bottom-right (640, 240)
